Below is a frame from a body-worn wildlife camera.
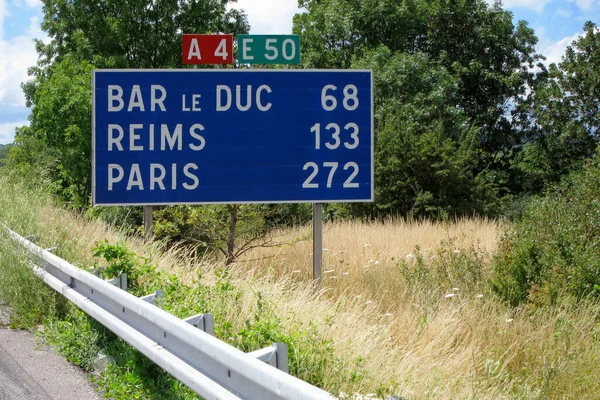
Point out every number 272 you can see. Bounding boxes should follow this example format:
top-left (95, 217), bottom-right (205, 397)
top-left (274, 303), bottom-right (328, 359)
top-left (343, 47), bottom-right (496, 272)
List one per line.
top-left (302, 162), bottom-right (359, 189)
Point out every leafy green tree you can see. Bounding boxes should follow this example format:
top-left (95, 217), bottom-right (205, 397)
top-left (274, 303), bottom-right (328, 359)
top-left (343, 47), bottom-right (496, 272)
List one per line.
top-left (515, 21), bottom-right (600, 194)
top-left (294, 0), bottom-right (540, 217)
top-left (493, 152), bottom-right (600, 306)
top-left (26, 56), bottom-right (94, 208)
top-left (338, 47), bottom-right (503, 218)
top-left (36, 0), bottom-right (249, 69)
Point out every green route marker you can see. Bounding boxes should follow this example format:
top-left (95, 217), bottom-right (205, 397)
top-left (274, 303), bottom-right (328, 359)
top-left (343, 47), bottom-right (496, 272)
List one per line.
top-left (238, 34), bottom-right (300, 65)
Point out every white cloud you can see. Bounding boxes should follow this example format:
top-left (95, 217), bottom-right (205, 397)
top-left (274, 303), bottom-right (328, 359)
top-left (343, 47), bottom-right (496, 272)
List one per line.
top-left (0, 1), bottom-right (47, 144)
top-left (0, 17), bottom-right (44, 107)
top-left (536, 27), bottom-right (582, 66)
top-left (487, 0), bottom-right (552, 13)
top-left (555, 7), bottom-right (573, 18)
top-left (0, 120), bottom-right (27, 144)
top-left (567, 0), bottom-right (600, 11)
top-left (228, 0), bottom-right (301, 34)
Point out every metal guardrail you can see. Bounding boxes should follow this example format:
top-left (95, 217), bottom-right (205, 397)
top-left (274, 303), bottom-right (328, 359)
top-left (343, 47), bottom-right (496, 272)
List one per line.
top-left (3, 225), bottom-right (334, 400)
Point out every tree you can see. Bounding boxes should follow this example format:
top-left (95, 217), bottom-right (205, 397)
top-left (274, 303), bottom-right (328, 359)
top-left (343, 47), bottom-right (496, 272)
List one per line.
top-left (342, 47), bottom-right (503, 218)
top-left (25, 56), bottom-right (94, 208)
top-left (515, 21), bottom-right (600, 194)
top-left (294, 0), bottom-right (540, 217)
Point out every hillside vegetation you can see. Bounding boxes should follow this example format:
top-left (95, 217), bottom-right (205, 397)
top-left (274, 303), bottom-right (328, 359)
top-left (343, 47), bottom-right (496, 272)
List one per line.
top-left (2, 0), bottom-right (600, 398)
top-left (2, 166), bottom-right (600, 399)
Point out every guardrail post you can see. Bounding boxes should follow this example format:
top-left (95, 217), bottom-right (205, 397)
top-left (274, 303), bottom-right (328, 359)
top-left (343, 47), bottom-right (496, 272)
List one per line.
top-left (248, 343), bottom-right (289, 373)
top-left (274, 342), bottom-right (289, 373)
top-left (106, 272), bottom-right (128, 291)
top-left (184, 313), bottom-right (215, 336)
top-left (140, 290), bottom-right (164, 306)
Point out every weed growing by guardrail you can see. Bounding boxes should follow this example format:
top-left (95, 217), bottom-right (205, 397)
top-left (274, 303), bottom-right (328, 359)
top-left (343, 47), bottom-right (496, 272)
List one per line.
top-left (40, 239), bottom-right (370, 398)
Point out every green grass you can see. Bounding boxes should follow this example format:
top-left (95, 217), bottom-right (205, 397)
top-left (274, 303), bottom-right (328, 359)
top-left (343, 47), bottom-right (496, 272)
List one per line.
top-left (3, 168), bottom-right (600, 399)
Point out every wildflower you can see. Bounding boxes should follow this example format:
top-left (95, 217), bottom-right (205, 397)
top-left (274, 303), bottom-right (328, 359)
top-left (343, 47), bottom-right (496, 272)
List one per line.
top-left (374, 261), bottom-right (381, 265)
top-left (444, 293), bottom-right (455, 298)
top-left (368, 259), bottom-right (375, 263)
top-left (452, 287), bottom-right (460, 292)
top-left (323, 248), bottom-right (329, 252)
top-left (405, 253), bottom-right (416, 262)
top-left (476, 294), bottom-right (484, 299)
top-left (506, 318), bottom-right (514, 323)
top-left (453, 249), bottom-right (461, 254)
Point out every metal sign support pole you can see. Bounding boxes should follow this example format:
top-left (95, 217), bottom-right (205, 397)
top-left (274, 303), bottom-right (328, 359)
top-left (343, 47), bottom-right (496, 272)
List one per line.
top-left (144, 206), bottom-right (153, 239)
top-left (312, 203), bottom-right (323, 288)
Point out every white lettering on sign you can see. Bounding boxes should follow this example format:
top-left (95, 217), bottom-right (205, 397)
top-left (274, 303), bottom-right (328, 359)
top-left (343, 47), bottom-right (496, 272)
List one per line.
top-left (216, 85), bottom-right (272, 112)
top-left (188, 38), bottom-right (202, 61)
top-left (128, 85), bottom-right (145, 112)
top-left (106, 163), bottom-right (200, 192)
top-left (151, 85), bottom-right (167, 111)
top-left (150, 164), bottom-right (166, 190)
top-left (108, 124), bottom-right (124, 151)
top-left (302, 83), bottom-right (364, 190)
top-left (127, 164), bottom-right (144, 190)
top-left (107, 124), bottom-right (206, 152)
top-left (129, 124), bottom-right (143, 151)
top-left (108, 86), bottom-right (124, 112)
top-left (242, 38), bottom-right (254, 61)
top-left (108, 164), bottom-right (124, 191)
top-left (183, 164), bottom-right (199, 190)
top-left (182, 94), bottom-right (202, 111)
top-left (107, 85), bottom-right (167, 112)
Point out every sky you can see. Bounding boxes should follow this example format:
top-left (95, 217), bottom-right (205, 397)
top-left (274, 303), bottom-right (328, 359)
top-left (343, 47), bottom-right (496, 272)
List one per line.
top-left (0, 0), bottom-right (599, 145)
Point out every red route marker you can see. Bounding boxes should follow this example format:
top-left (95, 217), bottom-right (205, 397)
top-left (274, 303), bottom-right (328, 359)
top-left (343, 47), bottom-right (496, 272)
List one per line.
top-left (182, 34), bottom-right (233, 65)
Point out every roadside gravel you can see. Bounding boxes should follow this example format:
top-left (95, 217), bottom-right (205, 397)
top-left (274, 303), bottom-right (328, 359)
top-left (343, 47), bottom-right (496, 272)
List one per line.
top-left (0, 306), bottom-right (103, 400)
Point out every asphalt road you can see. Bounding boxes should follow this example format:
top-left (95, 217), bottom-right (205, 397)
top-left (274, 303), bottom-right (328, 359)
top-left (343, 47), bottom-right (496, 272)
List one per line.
top-left (0, 306), bottom-right (103, 400)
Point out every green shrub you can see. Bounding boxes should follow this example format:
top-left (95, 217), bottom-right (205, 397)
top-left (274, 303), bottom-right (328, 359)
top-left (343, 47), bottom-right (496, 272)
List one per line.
top-left (492, 155), bottom-right (600, 306)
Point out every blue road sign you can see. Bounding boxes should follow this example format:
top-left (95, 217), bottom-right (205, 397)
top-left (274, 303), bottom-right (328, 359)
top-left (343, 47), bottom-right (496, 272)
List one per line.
top-left (92, 70), bottom-right (373, 206)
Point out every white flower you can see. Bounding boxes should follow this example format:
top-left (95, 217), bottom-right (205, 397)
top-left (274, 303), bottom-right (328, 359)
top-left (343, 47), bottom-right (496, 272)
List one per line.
top-left (452, 287), bottom-right (460, 292)
top-left (506, 318), bottom-right (514, 323)
top-left (405, 253), bottom-right (416, 261)
top-left (374, 261), bottom-right (381, 265)
top-left (444, 293), bottom-right (455, 298)
top-left (322, 248), bottom-right (330, 252)
top-left (476, 294), bottom-right (484, 299)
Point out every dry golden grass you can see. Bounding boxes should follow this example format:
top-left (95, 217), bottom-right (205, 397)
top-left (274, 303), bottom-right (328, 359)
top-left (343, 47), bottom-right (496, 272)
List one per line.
top-left (234, 218), bottom-right (503, 309)
top-left (8, 191), bottom-right (599, 399)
